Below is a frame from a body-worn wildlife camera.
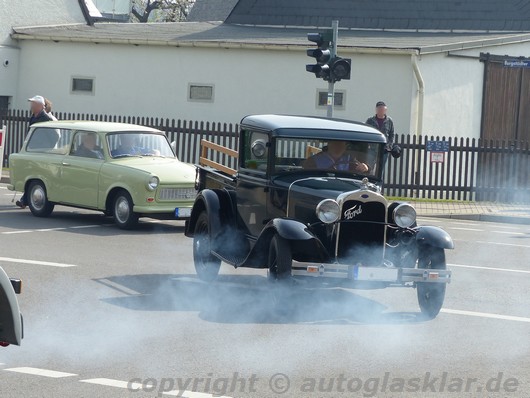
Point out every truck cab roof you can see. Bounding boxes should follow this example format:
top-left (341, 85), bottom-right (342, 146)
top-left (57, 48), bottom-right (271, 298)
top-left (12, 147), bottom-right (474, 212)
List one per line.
top-left (240, 114), bottom-right (387, 143)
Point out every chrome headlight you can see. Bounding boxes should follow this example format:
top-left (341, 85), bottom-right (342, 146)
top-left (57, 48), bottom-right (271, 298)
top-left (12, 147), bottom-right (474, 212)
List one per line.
top-left (316, 199), bottom-right (340, 224)
top-left (251, 139), bottom-right (267, 158)
top-left (393, 203), bottom-right (416, 228)
top-left (147, 176), bottom-right (159, 191)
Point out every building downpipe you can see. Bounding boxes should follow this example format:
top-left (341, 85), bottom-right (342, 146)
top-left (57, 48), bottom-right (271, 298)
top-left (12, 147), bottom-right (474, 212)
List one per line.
top-left (411, 52), bottom-right (424, 137)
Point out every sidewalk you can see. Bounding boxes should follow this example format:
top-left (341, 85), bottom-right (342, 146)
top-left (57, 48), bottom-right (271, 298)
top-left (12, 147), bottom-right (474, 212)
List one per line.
top-left (2, 169), bottom-right (530, 224)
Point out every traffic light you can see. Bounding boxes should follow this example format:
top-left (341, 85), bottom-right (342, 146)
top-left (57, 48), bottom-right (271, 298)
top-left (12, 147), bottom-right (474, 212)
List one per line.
top-left (306, 32), bottom-right (351, 83)
top-left (329, 57), bottom-right (351, 81)
top-left (306, 32), bottom-right (333, 81)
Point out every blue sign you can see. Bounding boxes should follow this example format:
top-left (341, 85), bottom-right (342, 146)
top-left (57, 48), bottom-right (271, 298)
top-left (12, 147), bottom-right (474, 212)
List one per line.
top-left (426, 140), bottom-right (450, 152)
top-left (503, 59), bottom-right (530, 68)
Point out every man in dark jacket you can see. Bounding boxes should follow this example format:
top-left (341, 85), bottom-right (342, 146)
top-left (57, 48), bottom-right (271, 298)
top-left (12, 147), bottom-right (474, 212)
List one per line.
top-left (366, 101), bottom-right (394, 146)
top-left (366, 101), bottom-right (395, 174)
top-left (15, 96), bottom-right (54, 208)
top-left (28, 95), bottom-right (53, 126)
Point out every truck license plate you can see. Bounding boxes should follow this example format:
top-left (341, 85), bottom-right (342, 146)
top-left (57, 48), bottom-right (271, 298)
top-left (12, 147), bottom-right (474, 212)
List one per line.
top-left (175, 208), bottom-right (192, 218)
top-left (352, 267), bottom-right (398, 282)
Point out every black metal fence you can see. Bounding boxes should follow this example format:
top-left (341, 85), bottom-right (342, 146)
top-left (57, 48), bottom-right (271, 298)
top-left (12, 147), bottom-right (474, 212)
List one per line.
top-left (2, 110), bottom-right (529, 203)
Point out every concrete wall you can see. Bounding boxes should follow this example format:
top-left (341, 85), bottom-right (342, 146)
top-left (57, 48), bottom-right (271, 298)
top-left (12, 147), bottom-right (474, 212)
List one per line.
top-left (13, 40), bottom-right (415, 132)
top-left (0, 46), bottom-right (20, 99)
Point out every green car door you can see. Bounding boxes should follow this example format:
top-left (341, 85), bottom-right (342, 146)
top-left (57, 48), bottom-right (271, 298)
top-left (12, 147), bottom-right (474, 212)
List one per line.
top-left (59, 131), bottom-right (105, 208)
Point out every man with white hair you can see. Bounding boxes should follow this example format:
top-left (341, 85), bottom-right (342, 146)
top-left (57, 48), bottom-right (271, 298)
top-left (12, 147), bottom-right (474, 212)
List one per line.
top-left (15, 95), bottom-right (54, 208)
top-left (28, 95), bottom-right (53, 126)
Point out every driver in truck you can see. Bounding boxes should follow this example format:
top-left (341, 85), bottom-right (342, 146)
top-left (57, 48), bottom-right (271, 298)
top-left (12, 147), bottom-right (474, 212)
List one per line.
top-left (303, 140), bottom-right (370, 173)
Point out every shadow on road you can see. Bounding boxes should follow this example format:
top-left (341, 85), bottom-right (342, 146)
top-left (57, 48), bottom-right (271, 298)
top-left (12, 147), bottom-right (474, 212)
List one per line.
top-left (96, 273), bottom-right (428, 325)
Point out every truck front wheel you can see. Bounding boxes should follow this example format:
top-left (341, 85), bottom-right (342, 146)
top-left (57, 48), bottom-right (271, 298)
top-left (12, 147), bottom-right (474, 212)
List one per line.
top-left (416, 247), bottom-right (447, 319)
top-left (268, 234), bottom-right (292, 281)
top-left (193, 211), bottom-right (221, 282)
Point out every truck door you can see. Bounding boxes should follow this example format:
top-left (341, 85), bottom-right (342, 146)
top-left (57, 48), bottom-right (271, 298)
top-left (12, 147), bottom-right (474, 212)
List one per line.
top-left (236, 131), bottom-right (269, 238)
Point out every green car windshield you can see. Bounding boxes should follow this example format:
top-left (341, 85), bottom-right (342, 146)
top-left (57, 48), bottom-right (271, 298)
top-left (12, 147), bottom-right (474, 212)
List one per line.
top-left (274, 138), bottom-right (384, 179)
top-left (107, 132), bottom-right (174, 158)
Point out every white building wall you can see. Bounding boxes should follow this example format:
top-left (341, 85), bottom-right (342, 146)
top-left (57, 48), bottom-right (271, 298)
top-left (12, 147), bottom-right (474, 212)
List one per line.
top-left (0, 46), bottom-right (20, 97)
top-left (418, 53), bottom-right (484, 139)
top-left (14, 40), bottom-right (415, 132)
top-left (418, 40), bottom-right (530, 140)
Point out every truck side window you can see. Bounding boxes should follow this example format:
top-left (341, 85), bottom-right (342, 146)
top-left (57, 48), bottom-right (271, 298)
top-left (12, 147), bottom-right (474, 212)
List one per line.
top-left (242, 131), bottom-right (269, 173)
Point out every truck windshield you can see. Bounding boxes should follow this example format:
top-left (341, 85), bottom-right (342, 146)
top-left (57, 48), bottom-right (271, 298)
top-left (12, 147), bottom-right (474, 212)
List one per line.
top-left (107, 132), bottom-right (174, 158)
top-left (274, 138), bottom-right (384, 178)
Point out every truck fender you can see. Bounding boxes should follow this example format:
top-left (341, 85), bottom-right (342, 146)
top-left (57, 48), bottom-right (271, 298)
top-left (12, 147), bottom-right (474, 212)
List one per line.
top-left (414, 225), bottom-right (454, 250)
top-left (265, 218), bottom-right (314, 241)
top-left (185, 189), bottom-right (235, 239)
top-left (0, 267), bottom-right (23, 346)
top-left (241, 219), bottom-right (328, 268)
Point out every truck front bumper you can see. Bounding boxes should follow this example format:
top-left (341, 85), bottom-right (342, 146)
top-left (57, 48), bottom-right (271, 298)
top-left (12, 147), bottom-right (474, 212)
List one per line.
top-left (291, 261), bottom-right (451, 284)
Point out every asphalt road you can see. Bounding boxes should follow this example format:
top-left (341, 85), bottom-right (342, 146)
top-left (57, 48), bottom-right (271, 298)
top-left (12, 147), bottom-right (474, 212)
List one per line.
top-left (0, 183), bottom-right (529, 398)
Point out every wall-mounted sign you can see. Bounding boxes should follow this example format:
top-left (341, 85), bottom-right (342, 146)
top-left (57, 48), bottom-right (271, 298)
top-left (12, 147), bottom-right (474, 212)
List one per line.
top-left (503, 59), bottom-right (530, 68)
top-left (431, 152), bottom-right (445, 163)
top-left (426, 140), bottom-right (450, 152)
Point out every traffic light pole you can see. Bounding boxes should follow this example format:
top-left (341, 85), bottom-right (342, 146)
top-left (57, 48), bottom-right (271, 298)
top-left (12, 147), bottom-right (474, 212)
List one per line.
top-left (326, 20), bottom-right (339, 118)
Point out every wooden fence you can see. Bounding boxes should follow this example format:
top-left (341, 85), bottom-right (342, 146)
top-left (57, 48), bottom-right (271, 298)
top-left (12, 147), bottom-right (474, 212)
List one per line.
top-left (2, 110), bottom-right (529, 203)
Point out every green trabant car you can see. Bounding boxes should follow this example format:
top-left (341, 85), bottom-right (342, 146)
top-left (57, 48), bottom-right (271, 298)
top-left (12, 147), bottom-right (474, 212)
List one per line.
top-left (8, 121), bottom-right (196, 229)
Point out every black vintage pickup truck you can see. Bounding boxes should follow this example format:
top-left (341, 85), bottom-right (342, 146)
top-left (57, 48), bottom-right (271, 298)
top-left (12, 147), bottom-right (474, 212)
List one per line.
top-left (185, 114), bottom-right (453, 319)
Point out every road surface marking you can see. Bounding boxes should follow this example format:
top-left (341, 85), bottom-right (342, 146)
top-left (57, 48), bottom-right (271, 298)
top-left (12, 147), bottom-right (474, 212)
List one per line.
top-left (442, 309), bottom-right (530, 323)
top-left (80, 378), bottom-right (234, 398)
top-left (449, 263), bottom-right (530, 274)
top-left (491, 231), bottom-right (526, 235)
top-left (448, 227), bottom-right (484, 231)
top-left (94, 278), bottom-right (143, 296)
top-left (1, 224), bottom-right (103, 235)
top-left (80, 378), bottom-right (137, 389)
top-left (449, 222), bottom-right (481, 226)
top-left (4, 367), bottom-right (78, 378)
top-left (70, 224), bottom-right (101, 229)
top-left (0, 257), bottom-right (77, 268)
top-left (493, 225), bottom-right (524, 230)
top-left (477, 240), bottom-right (530, 249)
top-left (36, 227), bottom-right (67, 232)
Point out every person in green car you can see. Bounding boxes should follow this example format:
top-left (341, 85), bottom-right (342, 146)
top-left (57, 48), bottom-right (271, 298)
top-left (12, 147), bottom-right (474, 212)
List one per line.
top-left (111, 134), bottom-right (159, 157)
top-left (74, 133), bottom-right (104, 159)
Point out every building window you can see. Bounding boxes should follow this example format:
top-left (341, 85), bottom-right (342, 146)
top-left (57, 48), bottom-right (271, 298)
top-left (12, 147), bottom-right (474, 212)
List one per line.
top-left (188, 84), bottom-right (214, 102)
top-left (71, 77), bottom-right (95, 95)
top-left (316, 90), bottom-right (345, 109)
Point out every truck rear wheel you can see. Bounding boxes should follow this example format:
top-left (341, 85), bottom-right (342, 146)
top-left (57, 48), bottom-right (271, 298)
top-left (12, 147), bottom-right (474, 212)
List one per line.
top-left (416, 247), bottom-right (446, 319)
top-left (268, 234), bottom-right (292, 281)
top-left (193, 211), bottom-right (221, 282)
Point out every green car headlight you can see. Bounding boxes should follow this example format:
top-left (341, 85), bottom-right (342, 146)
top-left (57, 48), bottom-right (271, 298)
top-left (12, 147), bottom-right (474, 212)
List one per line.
top-left (147, 176), bottom-right (159, 191)
top-left (393, 203), bottom-right (416, 228)
top-left (316, 199), bottom-right (340, 224)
